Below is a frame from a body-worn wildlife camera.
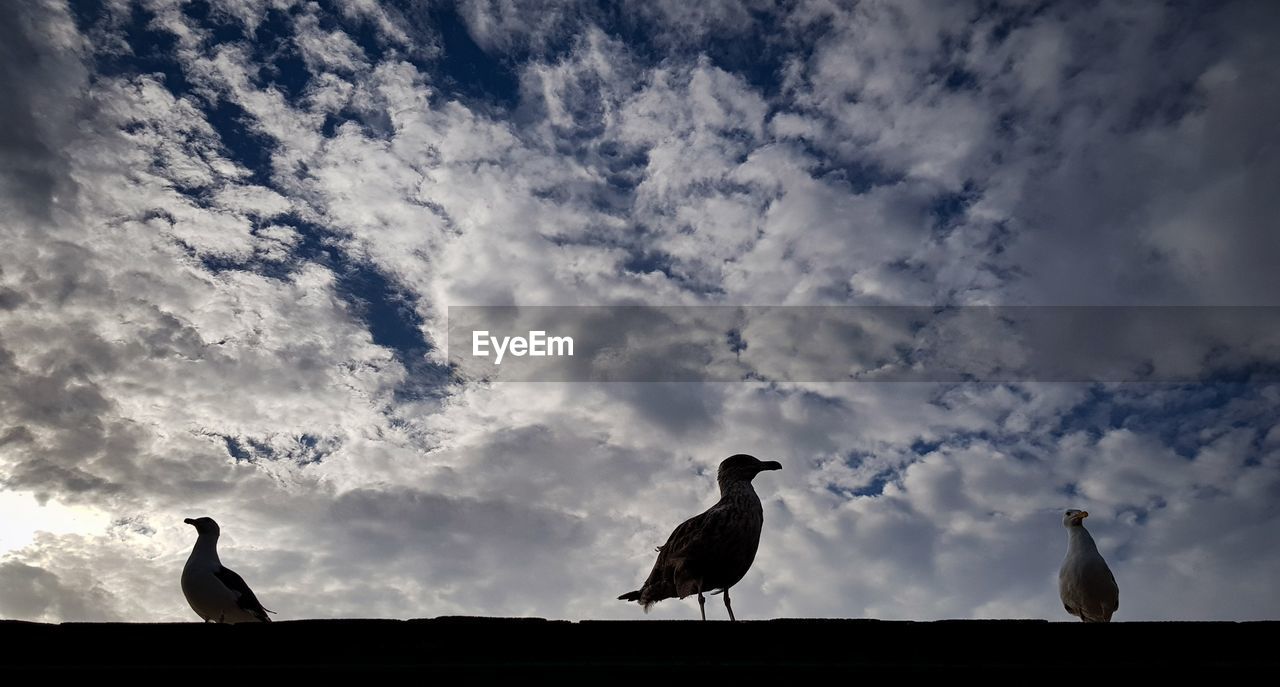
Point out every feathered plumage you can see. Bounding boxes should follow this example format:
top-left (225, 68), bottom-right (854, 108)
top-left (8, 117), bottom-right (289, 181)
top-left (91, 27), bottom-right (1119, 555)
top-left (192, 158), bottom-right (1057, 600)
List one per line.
top-left (181, 517), bottom-right (274, 623)
top-left (1058, 509), bottom-right (1119, 623)
top-left (619, 454), bottom-right (782, 620)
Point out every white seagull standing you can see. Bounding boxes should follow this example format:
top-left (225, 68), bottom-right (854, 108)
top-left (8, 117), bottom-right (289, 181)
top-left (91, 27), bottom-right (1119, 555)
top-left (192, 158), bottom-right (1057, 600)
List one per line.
top-left (1058, 509), bottom-right (1119, 623)
top-left (181, 517), bottom-right (274, 623)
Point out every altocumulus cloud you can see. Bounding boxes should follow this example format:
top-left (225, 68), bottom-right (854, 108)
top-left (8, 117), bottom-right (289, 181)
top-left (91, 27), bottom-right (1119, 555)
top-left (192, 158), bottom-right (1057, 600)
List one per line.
top-left (1, 0), bottom-right (1279, 622)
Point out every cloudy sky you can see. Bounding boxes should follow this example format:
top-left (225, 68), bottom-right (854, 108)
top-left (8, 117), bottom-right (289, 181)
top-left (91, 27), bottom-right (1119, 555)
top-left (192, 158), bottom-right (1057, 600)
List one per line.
top-left (2, 0), bottom-right (1279, 623)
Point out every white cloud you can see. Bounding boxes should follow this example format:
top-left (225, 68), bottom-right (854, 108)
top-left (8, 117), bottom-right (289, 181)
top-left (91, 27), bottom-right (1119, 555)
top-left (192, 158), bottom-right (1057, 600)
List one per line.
top-left (1, 0), bottom-right (1278, 625)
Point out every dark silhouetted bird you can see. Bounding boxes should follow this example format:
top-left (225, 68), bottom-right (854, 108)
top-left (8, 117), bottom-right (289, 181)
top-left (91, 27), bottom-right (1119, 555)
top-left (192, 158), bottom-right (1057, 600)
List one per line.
top-left (1058, 509), bottom-right (1119, 622)
top-left (619, 454), bottom-right (782, 620)
top-left (181, 517), bottom-right (274, 623)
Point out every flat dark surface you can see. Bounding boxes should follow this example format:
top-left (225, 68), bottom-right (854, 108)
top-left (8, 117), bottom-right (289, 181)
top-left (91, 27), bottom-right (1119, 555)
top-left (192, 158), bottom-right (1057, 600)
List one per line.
top-left (2, 617), bottom-right (1276, 676)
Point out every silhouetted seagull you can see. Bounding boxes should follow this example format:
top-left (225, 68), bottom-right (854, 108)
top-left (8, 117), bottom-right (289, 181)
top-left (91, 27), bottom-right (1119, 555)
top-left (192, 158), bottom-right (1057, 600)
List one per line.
top-left (619, 454), bottom-right (782, 620)
top-left (182, 517), bottom-right (274, 623)
top-left (1058, 509), bottom-right (1119, 622)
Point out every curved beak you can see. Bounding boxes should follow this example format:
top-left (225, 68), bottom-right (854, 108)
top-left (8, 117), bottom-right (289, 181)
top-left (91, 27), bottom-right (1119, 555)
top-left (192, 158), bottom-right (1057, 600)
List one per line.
top-left (183, 518), bottom-right (196, 526)
top-left (1078, 511), bottom-right (1089, 520)
top-left (760, 460), bottom-right (782, 471)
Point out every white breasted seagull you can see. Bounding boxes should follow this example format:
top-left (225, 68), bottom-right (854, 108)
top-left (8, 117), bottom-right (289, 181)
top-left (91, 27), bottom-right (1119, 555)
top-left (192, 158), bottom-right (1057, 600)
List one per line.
top-left (181, 517), bottom-right (274, 623)
top-left (1058, 508), bottom-right (1119, 622)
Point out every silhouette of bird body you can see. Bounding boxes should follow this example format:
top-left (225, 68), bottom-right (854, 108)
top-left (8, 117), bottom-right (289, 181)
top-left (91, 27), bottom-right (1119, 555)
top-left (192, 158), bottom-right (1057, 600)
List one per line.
top-left (181, 517), bottom-right (274, 623)
top-left (1058, 509), bottom-right (1119, 623)
top-left (619, 454), bottom-right (782, 620)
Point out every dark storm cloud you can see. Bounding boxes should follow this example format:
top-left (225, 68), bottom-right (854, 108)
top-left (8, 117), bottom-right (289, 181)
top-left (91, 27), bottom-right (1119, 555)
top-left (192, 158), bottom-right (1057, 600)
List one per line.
top-left (323, 487), bottom-right (592, 597)
top-left (990, 1), bottom-right (1280, 305)
top-left (0, 0), bottom-right (86, 222)
top-left (0, 560), bottom-right (120, 622)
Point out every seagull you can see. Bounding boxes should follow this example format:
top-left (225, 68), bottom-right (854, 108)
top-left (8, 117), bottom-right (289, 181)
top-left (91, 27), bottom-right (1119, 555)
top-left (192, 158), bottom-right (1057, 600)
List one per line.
top-left (618, 454), bottom-right (782, 621)
top-left (1058, 509), bottom-right (1119, 623)
top-left (181, 517), bottom-right (274, 623)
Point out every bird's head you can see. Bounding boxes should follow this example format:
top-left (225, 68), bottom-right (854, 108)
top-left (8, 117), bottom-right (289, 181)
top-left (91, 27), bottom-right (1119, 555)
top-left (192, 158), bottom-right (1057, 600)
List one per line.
top-left (1062, 509), bottom-right (1088, 528)
top-left (184, 516), bottom-right (220, 537)
top-left (717, 454), bottom-right (783, 485)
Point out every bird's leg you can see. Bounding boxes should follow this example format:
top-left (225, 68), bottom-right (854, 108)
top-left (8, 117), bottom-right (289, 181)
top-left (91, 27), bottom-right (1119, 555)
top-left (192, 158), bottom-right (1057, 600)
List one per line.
top-left (697, 584), bottom-right (706, 621)
top-left (724, 588), bottom-right (736, 622)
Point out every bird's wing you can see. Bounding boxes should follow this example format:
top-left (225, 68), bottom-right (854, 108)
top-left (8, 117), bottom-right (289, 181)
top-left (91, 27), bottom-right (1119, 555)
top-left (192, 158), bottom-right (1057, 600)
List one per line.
top-left (660, 501), bottom-right (750, 561)
top-left (656, 509), bottom-right (715, 561)
top-left (657, 504), bottom-right (749, 572)
top-left (1065, 553), bottom-right (1119, 621)
top-left (214, 566), bottom-right (274, 621)
top-left (1082, 555), bottom-right (1118, 594)
top-left (633, 507), bottom-right (724, 600)
top-left (1092, 557), bottom-right (1120, 614)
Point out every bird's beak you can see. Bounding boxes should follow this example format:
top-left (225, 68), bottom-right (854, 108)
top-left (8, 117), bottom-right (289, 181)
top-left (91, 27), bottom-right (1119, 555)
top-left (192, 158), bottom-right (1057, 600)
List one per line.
top-left (760, 460), bottom-right (782, 471)
top-left (1079, 511), bottom-right (1089, 520)
top-left (183, 518), bottom-right (196, 526)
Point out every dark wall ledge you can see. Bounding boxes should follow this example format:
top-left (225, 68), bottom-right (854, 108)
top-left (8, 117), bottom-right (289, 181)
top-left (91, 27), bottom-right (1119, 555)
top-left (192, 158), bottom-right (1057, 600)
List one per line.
top-left (3, 617), bottom-right (1276, 676)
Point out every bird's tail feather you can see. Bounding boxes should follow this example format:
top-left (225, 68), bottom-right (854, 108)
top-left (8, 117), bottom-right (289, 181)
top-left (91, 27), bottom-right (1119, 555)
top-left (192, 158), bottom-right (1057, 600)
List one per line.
top-left (617, 590), bottom-right (656, 612)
